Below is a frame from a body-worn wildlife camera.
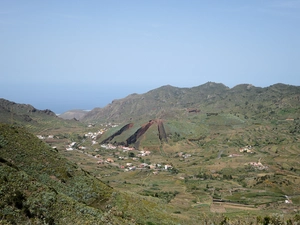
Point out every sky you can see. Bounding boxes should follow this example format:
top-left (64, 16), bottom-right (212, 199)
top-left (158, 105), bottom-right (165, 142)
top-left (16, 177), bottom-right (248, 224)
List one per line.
top-left (1, 0), bottom-right (300, 114)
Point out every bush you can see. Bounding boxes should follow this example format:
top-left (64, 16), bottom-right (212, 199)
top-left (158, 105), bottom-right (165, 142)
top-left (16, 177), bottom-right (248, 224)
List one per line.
top-left (128, 152), bottom-right (135, 157)
top-left (12, 190), bottom-right (25, 209)
top-left (0, 135), bottom-right (8, 148)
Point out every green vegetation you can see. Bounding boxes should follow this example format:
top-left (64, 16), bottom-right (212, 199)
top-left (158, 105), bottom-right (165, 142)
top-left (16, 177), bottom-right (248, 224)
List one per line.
top-left (0, 124), bottom-right (183, 224)
top-left (1, 83), bottom-right (300, 224)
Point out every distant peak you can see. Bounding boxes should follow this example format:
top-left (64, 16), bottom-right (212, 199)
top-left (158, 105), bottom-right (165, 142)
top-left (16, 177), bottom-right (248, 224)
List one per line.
top-left (158, 84), bottom-right (177, 89)
top-left (232, 83), bottom-right (254, 89)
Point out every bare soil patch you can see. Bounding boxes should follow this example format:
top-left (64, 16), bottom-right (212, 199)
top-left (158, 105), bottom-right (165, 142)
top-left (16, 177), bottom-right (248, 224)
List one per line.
top-left (210, 203), bottom-right (226, 213)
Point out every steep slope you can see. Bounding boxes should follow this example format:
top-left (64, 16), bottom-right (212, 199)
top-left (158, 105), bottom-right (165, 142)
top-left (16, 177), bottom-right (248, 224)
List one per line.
top-left (0, 98), bottom-right (84, 133)
top-left (0, 123), bottom-right (113, 224)
top-left (83, 82), bottom-right (300, 150)
top-left (0, 98), bottom-right (56, 117)
top-left (81, 82), bottom-right (300, 124)
top-left (81, 82), bottom-right (228, 123)
top-left (0, 162), bottom-right (109, 224)
top-left (101, 123), bottom-right (134, 143)
top-left (0, 123), bottom-right (184, 224)
top-left (98, 119), bottom-right (168, 150)
top-left (126, 120), bottom-right (156, 145)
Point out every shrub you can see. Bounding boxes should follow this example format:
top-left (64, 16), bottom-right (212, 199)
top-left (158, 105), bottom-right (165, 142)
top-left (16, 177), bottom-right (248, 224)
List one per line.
top-left (0, 135), bottom-right (8, 148)
top-left (12, 190), bottom-right (25, 209)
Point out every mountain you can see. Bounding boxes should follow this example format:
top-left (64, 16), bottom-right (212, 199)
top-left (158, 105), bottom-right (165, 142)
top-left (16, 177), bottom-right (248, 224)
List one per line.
top-left (0, 98), bottom-right (56, 122)
top-left (58, 109), bottom-right (89, 120)
top-left (81, 82), bottom-right (229, 123)
top-left (1, 82), bottom-right (300, 224)
top-left (81, 82), bottom-right (300, 123)
top-left (81, 82), bottom-right (300, 150)
top-left (0, 98), bottom-right (84, 133)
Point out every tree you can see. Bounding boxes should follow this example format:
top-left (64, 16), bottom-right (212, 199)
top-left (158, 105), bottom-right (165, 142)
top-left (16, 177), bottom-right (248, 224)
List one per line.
top-left (128, 152), bottom-right (135, 158)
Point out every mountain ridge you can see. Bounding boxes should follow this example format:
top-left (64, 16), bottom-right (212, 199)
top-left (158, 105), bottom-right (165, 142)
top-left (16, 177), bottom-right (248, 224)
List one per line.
top-left (0, 98), bottom-right (85, 133)
top-left (79, 82), bottom-right (300, 150)
top-left (81, 82), bottom-right (300, 124)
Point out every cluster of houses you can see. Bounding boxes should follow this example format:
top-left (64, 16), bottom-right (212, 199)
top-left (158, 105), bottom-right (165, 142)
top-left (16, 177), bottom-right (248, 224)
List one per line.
top-left (121, 146), bottom-right (135, 151)
top-left (100, 144), bottom-right (117, 149)
top-left (88, 123), bottom-right (119, 128)
top-left (94, 152), bottom-right (173, 174)
top-left (137, 150), bottom-right (151, 157)
top-left (37, 134), bottom-right (54, 140)
top-left (102, 123), bottom-right (118, 128)
top-left (100, 144), bottom-right (136, 151)
top-left (120, 162), bottom-right (173, 173)
top-left (84, 129), bottom-right (106, 140)
top-left (239, 145), bottom-right (254, 153)
top-left (67, 142), bottom-right (90, 151)
top-left (67, 128), bottom-right (108, 150)
top-left (176, 152), bottom-right (192, 159)
top-left (246, 158), bottom-right (268, 170)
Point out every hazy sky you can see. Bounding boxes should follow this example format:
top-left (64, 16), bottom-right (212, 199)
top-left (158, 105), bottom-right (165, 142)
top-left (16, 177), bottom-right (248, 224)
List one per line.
top-left (1, 1), bottom-right (299, 113)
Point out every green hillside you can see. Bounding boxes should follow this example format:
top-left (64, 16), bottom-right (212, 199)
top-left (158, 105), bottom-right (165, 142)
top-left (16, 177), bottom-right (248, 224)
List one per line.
top-left (1, 82), bottom-right (300, 224)
top-left (0, 98), bottom-right (85, 133)
top-left (81, 83), bottom-right (300, 150)
top-left (0, 123), bottom-right (186, 224)
top-left (81, 82), bottom-right (300, 124)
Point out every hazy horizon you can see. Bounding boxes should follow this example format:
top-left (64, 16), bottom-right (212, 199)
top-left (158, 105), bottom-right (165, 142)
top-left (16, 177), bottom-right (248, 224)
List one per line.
top-left (1, 1), bottom-right (299, 113)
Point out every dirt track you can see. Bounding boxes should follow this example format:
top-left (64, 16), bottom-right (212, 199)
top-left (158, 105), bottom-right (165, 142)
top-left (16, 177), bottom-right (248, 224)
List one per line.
top-left (210, 202), bottom-right (258, 213)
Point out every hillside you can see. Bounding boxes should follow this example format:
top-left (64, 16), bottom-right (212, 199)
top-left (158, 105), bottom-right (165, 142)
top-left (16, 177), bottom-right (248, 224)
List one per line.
top-left (2, 124), bottom-right (299, 225)
top-left (0, 98), bottom-right (84, 133)
top-left (57, 83), bottom-right (300, 224)
top-left (82, 82), bottom-right (300, 124)
top-left (82, 82), bottom-right (300, 150)
top-left (1, 82), bottom-right (300, 224)
top-left (0, 123), bottom-right (187, 224)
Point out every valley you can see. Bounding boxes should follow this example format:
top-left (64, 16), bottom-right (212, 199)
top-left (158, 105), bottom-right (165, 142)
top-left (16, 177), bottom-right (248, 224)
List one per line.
top-left (55, 116), bottom-right (300, 220)
top-left (1, 82), bottom-right (300, 224)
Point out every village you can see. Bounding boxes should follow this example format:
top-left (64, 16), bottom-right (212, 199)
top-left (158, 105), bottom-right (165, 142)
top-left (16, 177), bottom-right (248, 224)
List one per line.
top-left (78, 142), bottom-right (174, 175)
top-left (43, 127), bottom-right (176, 175)
top-left (34, 125), bottom-right (297, 216)
top-left (38, 126), bottom-right (270, 175)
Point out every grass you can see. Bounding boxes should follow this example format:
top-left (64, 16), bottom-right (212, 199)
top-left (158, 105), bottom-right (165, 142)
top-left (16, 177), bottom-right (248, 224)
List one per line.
top-left (1, 82), bottom-right (300, 224)
top-left (0, 123), bottom-right (194, 224)
top-left (82, 116), bottom-right (300, 222)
